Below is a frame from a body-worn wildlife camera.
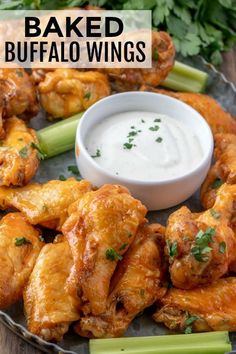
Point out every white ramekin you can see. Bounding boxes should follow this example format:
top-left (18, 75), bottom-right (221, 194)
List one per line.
top-left (75, 92), bottom-right (213, 210)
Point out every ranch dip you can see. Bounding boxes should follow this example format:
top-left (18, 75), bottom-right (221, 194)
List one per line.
top-left (86, 111), bottom-right (203, 181)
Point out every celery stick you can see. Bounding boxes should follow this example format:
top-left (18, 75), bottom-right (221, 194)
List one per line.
top-left (90, 332), bottom-right (231, 354)
top-left (162, 61), bottom-right (208, 93)
top-left (36, 112), bottom-right (84, 159)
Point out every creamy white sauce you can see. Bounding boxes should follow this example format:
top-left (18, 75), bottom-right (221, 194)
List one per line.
top-left (86, 111), bottom-right (203, 181)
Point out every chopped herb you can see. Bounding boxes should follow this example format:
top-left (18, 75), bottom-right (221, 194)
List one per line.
top-left (191, 227), bottom-right (215, 262)
top-left (128, 138), bottom-right (134, 143)
top-left (127, 232), bottom-right (132, 238)
top-left (19, 146), bottom-right (28, 158)
top-left (91, 149), bottom-right (101, 158)
top-left (138, 130), bottom-right (142, 133)
top-left (119, 243), bottom-right (128, 251)
top-left (210, 209), bottom-right (221, 219)
top-left (212, 178), bottom-right (223, 189)
top-left (67, 165), bottom-right (81, 176)
top-left (105, 248), bottom-right (122, 261)
top-left (42, 204), bottom-right (48, 212)
top-left (219, 241), bottom-right (226, 254)
top-left (130, 126), bottom-right (135, 129)
top-left (154, 118), bottom-right (161, 122)
top-left (30, 142), bottom-right (47, 160)
top-left (149, 125), bottom-right (159, 131)
top-left (141, 119), bottom-right (145, 123)
top-left (83, 92), bottom-right (91, 100)
top-left (115, 172), bottom-right (119, 175)
top-left (140, 288), bottom-right (145, 298)
top-left (127, 131), bottom-right (138, 137)
top-left (184, 314), bottom-right (199, 334)
top-left (156, 137), bottom-right (163, 143)
top-left (166, 240), bottom-right (178, 258)
top-left (59, 174), bottom-right (66, 181)
top-left (153, 48), bottom-right (159, 61)
top-left (15, 237), bottom-right (32, 246)
top-left (15, 70), bottom-right (23, 77)
top-left (123, 143), bottom-right (134, 150)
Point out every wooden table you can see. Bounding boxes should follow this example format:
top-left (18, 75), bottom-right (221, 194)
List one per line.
top-left (1, 48), bottom-right (236, 354)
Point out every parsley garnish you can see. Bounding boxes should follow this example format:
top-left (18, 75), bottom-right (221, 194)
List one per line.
top-left (15, 237), bottom-right (32, 246)
top-left (191, 227), bottom-right (215, 262)
top-left (19, 146), bottom-right (28, 158)
top-left (59, 174), bottom-right (66, 181)
top-left (184, 314), bottom-right (199, 334)
top-left (127, 131), bottom-right (138, 137)
top-left (210, 209), bottom-right (220, 219)
top-left (67, 165), bottom-right (81, 176)
top-left (140, 288), bottom-right (145, 298)
top-left (154, 118), bottom-right (161, 122)
top-left (123, 143), bottom-right (135, 150)
top-left (156, 137), bottom-right (163, 143)
top-left (141, 119), bottom-right (145, 123)
top-left (119, 243), bottom-right (128, 251)
top-left (149, 125), bottom-right (159, 131)
top-left (166, 240), bottom-right (178, 258)
top-left (30, 142), bottom-right (47, 160)
top-left (105, 248), bottom-right (122, 261)
top-left (153, 48), bottom-right (159, 61)
top-left (84, 92), bottom-right (91, 100)
top-left (15, 70), bottom-right (23, 77)
top-left (212, 178), bottom-right (223, 189)
top-left (130, 126), bottom-right (135, 129)
top-left (219, 241), bottom-right (226, 254)
top-left (91, 149), bottom-right (101, 158)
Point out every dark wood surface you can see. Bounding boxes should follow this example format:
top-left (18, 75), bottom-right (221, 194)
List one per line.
top-left (0, 48), bottom-right (236, 354)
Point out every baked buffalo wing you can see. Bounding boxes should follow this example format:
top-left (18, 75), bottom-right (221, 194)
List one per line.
top-left (140, 86), bottom-right (236, 136)
top-left (153, 277), bottom-right (236, 332)
top-left (0, 178), bottom-right (93, 230)
top-left (103, 31), bottom-right (175, 91)
top-left (0, 68), bottom-right (38, 136)
top-left (62, 184), bottom-right (147, 316)
top-left (24, 236), bottom-right (80, 341)
top-left (37, 69), bottom-right (111, 119)
top-left (0, 116), bottom-right (39, 186)
top-left (76, 224), bottom-right (167, 338)
top-left (0, 212), bottom-right (43, 309)
top-left (165, 183), bottom-right (236, 289)
top-left (201, 133), bottom-right (236, 209)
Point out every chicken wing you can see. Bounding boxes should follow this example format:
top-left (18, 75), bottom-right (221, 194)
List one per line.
top-left (24, 236), bottom-right (80, 342)
top-left (37, 69), bottom-right (111, 119)
top-left (201, 133), bottom-right (236, 209)
top-left (76, 223), bottom-right (167, 338)
top-left (0, 68), bottom-right (38, 136)
top-left (103, 31), bottom-right (175, 91)
top-left (165, 183), bottom-right (236, 289)
top-left (0, 178), bottom-right (92, 230)
top-left (0, 212), bottom-right (43, 309)
top-left (0, 116), bottom-right (39, 186)
top-left (140, 86), bottom-right (236, 136)
top-left (62, 184), bottom-right (147, 316)
top-left (153, 277), bottom-right (236, 332)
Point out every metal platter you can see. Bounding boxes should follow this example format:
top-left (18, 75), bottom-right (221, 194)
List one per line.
top-left (0, 55), bottom-right (236, 354)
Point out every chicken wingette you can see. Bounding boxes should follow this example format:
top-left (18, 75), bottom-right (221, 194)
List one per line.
top-left (103, 31), bottom-right (175, 91)
top-left (24, 236), bottom-right (80, 342)
top-left (201, 133), bottom-right (236, 209)
top-left (0, 178), bottom-right (93, 230)
top-left (0, 212), bottom-right (43, 309)
top-left (37, 69), bottom-right (111, 119)
top-left (0, 68), bottom-right (38, 137)
top-left (62, 184), bottom-right (147, 316)
top-left (140, 86), bottom-right (236, 136)
top-left (76, 224), bottom-right (166, 338)
top-left (0, 116), bottom-right (39, 186)
top-left (165, 183), bottom-right (236, 289)
top-left (153, 277), bottom-right (236, 333)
